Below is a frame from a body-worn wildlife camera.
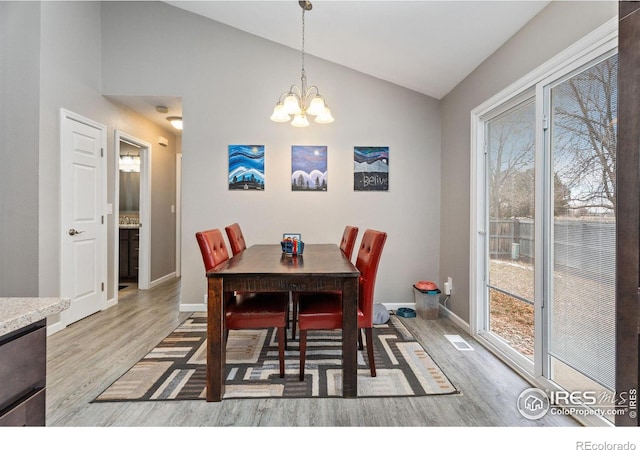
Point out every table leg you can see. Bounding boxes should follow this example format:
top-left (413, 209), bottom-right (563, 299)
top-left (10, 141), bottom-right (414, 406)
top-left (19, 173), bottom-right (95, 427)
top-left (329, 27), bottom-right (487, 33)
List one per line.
top-left (206, 277), bottom-right (225, 401)
top-left (342, 277), bottom-right (358, 398)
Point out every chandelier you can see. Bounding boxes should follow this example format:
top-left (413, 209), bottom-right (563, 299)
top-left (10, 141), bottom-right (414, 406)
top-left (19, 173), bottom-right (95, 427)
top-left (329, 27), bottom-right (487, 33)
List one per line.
top-left (270, 1), bottom-right (334, 127)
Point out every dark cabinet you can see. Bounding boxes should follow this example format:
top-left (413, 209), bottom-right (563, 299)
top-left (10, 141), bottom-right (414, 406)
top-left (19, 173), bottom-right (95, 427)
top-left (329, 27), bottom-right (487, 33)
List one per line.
top-left (0, 320), bottom-right (46, 426)
top-left (119, 228), bottom-right (139, 280)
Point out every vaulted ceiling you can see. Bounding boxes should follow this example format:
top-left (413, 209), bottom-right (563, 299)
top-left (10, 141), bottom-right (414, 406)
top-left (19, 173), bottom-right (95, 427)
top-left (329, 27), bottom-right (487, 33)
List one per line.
top-left (166, 0), bottom-right (550, 99)
top-left (110, 1), bottom-right (551, 133)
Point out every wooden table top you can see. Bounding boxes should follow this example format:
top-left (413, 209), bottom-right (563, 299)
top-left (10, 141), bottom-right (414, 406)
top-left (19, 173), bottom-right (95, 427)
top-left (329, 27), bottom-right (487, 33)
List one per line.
top-left (206, 244), bottom-right (359, 278)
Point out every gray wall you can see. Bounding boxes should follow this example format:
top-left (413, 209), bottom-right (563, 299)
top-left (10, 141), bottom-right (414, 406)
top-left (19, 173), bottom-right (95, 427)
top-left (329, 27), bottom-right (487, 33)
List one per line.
top-left (0, 1), bottom-right (178, 313)
top-left (100, 1), bottom-right (442, 308)
top-left (0, 2), bottom-right (41, 296)
top-left (37, 1), bottom-right (178, 304)
top-left (439, 1), bottom-right (617, 323)
top-left (38, 1), bottom-right (109, 299)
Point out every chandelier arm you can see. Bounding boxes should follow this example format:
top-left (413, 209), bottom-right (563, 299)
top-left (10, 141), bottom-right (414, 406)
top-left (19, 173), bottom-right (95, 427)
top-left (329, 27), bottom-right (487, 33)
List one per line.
top-left (304, 85), bottom-right (320, 97)
top-left (289, 85), bottom-right (303, 98)
top-left (302, 88), bottom-right (321, 109)
top-left (276, 91), bottom-right (291, 103)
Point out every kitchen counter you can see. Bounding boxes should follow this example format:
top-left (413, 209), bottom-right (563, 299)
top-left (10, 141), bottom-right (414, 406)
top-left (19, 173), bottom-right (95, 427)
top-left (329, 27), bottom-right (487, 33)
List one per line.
top-left (0, 297), bottom-right (69, 426)
top-left (119, 224), bottom-right (140, 229)
top-left (0, 297), bottom-right (70, 337)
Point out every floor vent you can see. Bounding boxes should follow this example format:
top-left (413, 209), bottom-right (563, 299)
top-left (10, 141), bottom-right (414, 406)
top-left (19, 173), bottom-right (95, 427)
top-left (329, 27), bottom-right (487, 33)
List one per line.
top-left (445, 334), bottom-right (474, 351)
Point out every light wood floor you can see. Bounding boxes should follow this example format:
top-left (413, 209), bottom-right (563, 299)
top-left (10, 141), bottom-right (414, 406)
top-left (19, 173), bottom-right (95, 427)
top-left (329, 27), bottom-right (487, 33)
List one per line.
top-left (46, 277), bottom-right (578, 427)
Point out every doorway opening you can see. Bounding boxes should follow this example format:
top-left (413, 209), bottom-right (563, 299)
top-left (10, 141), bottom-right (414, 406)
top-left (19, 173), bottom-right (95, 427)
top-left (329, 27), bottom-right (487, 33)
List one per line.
top-left (114, 131), bottom-right (152, 304)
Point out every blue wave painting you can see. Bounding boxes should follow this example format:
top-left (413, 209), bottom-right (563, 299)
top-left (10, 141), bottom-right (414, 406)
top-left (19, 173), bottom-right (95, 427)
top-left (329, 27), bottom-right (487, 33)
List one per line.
top-left (228, 145), bottom-right (265, 190)
top-left (291, 146), bottom-right (327, 191)
top-left (354, 146), bottom-right (389, 191)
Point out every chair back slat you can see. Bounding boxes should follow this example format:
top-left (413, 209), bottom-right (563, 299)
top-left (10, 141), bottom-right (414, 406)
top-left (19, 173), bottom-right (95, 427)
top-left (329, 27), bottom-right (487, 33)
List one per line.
top-left (196, 229), bottom-right (230, 271)
top-left (339, 225), bottom-right (359, 260)
top-left (225, 223), bottom-right (247, 256)
top-left (355, 229), bottom-right (387, 327)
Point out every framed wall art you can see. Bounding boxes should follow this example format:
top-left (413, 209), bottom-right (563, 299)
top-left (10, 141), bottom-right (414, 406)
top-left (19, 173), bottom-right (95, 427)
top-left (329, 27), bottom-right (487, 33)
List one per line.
top-left (291, 145), bottom-right (327, 191)
top-left (354, 146), bottom-right (389, 191)
top-left (228, 145), bottom-right (265, 190)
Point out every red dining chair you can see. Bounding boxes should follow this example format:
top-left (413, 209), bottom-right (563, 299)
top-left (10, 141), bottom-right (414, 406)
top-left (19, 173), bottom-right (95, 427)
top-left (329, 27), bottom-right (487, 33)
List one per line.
top-left (290, 225), bottom-right (360, 341)
top-left (196, 228), bottom-right (289, 377)
top-left (225, 223), bottom-right (247, 256)
top-left (339, 225), bottom-right (359, 261)
top-left (225, 222), bottom-right (296, 339)
top-left (297, 229), bottom-right (387, 381)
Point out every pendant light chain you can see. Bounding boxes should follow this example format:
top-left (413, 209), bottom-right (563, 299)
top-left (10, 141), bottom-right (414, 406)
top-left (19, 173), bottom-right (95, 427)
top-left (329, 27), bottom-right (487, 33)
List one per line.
top-left (269, 1), bottom-right (334, 126)
top-left (301, 6), bottom-right (306, 83)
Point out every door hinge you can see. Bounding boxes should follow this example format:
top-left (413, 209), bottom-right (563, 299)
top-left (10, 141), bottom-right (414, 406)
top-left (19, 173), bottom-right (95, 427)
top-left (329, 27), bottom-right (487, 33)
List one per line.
top-left (483, 142), bottom-right (488, 155)
top-left (101, 215), bottom-right (104, 225)
top-left (543, 115), bottom-right (549, 131)
top-left (101, 147), bottom-right (104, 157)
top-left (101, 282), bottom-right (104, 292)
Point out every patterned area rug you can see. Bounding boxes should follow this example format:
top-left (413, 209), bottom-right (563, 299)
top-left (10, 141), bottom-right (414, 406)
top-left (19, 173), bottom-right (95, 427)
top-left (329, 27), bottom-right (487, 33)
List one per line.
top-left (94, 312), bottom-right (459, 401)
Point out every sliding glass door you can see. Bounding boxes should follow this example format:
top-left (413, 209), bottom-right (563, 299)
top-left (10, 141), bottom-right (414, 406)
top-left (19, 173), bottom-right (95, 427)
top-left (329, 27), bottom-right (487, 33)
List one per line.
top-left (473, 29), bottom-right (617, 423)
top-left (546, 53), bottom-right (617, 399)
top-left (484, 96), bottom-right (536, 363)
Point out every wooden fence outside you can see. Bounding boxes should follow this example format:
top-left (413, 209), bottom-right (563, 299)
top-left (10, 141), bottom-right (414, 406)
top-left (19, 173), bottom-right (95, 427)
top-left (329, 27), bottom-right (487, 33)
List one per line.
top-left (490, 218), bottom-right (615, 280)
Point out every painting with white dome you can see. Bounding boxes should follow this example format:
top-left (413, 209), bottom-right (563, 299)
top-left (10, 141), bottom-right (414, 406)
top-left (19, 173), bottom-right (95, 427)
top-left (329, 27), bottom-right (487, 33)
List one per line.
top-left (291, 145), bottom-right (327, 191)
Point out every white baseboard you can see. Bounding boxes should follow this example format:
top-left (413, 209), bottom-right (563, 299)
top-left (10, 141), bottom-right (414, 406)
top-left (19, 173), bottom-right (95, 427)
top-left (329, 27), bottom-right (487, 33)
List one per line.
top-left (150, 272), bottom-right (176, 288)
top-left (181, 300), bottom-right (472, 333)
top-left (46, 319), bottom-right (65, 336)
top-left (381, 302), bottom-right (471, 335)
top-left (183, 302), bottom-right (416, 316)
top-left (439, 306), bottom-right (471, 334)
top-left (106, 296), bottom-right (117, 309)
top-left (381, 302), bottom-right (415, 311)
top-left (180, 303), bottom-right (206, 313)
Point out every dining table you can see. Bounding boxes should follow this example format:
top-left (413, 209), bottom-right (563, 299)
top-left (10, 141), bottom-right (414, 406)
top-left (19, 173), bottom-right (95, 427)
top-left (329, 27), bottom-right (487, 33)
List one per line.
top-left (205, 243), bottom-right (360, 401)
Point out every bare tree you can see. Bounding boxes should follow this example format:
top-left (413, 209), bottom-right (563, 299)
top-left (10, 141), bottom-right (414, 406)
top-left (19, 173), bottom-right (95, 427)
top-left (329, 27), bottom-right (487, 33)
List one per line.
top-left (551, 55), bottom-right (617, 214)
top-left (488, 100), bottom-right (536, 220)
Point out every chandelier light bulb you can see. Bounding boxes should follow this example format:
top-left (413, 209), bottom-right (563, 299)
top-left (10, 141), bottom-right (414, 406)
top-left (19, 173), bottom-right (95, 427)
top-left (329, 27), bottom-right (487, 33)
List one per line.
top-left (270, 103), bottom-right (291, 122)
top-left (291, 114), bottom-right (310, 127)
top-left (315, 106), bottom-right (334, 124)
top-left (307, 96), bottom-right (326, 116)
top-left (283, 94), bottom-right (302, 115)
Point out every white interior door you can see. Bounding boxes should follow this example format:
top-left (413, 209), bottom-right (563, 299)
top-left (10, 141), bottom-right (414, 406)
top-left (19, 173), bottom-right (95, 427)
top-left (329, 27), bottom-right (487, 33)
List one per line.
top-left (61, 109), bottom-right (107, 326)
